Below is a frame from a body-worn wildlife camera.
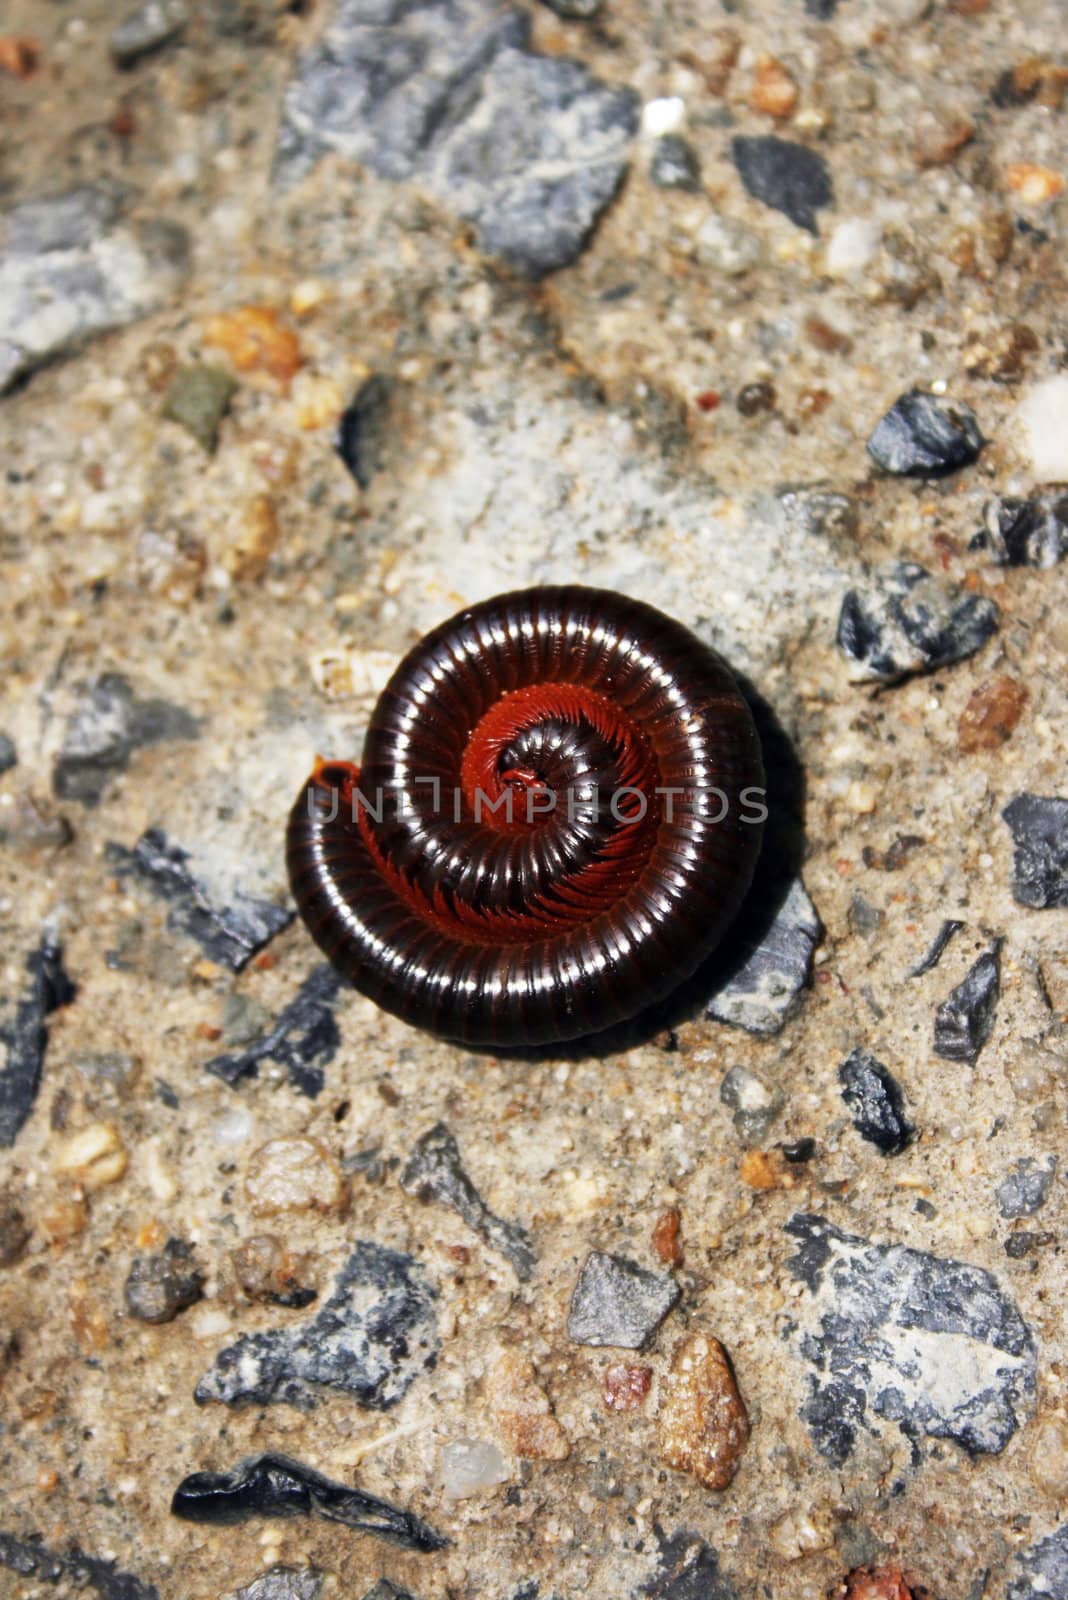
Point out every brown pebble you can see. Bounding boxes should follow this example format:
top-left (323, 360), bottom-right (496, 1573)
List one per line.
top-left (958, 675), bottom-right (1028, 753)
top-left (804, 314), bottom-right (854, 356)
top-left (913, 109), bottom-right (975, 168)
top-left (41, 1193), bottom-right (89, 1245)
top-left (652, 1207), bottom-right (683, 1265)
top-left (1029, 1414), bottom-right (1068, 1496)
top-left (0, 35), bottom-right (41, 77)
top-left (1005, 162), bottom-right (1065, 203)
top-left (603, 1362), bottom-right (653, 1412)
top-left (685, 28), bottom-right (738, 95)
top-left (225, 494), bottom-right (280, 583)
top-left (844, 1569), bottom-right (917, 1600)
top-left (739, 1149), bottom-right (782, 1190)
top-left (659, 1332), bottom-right (750, 1490)
top-left (750, 54), bottom-right (799, 119)
top-left (231, 1233), bottom-right (316, 1304)
top-left (487, 1350), bottom-right (570, 1461)
top-left (69, 1279), bottom-right (109, 1354)
top-left (0, 1193), bottom-right (31, 1267)
top-left (203, 305), bottom-right (303, 389)
top-left (995, 58), bottom-right (1068, 110)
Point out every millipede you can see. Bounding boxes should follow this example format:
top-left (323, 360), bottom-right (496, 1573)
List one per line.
top-left (286, 585), bottom-right (765, 1047)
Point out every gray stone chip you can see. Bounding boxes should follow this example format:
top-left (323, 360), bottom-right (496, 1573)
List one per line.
top-left (53, 673), bottom-right (200, 807)
top-left (1002, 794), bottom-right (1068, 909)
top-left (706, 877), bottom-right (821, 1036)
top-left (110, 0), bottom-right (190, 67)
top-left (274, 0), bottom-right (638, 275)
top-left (567, 1250), bottom-right (680, 1349)
top-left (1008, 1524), bottom-right (1068, 1600)
top-left (867, 390), bottom-right (984, 477)
top-left (0, 185), bottom-right (189, 394)
top-left (996, 1157), bottom-right (1057, 1220)
top-left (401, 1122), bottom-right (535, 1281)
top-left (785, 1212), bottom-right (1037, 1464)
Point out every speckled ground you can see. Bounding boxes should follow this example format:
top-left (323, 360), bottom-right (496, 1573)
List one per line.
top-left (1, 1), bottom-right (1067, 1597)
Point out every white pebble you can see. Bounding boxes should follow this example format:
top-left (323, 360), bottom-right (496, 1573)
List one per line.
top-left (641, 97), bottom-right (686, 138)
top-left (1017, 376), bottom-right (1068, 481)
top-left (214, 1108), bottom-right (254, 1145)
top-left (441, 1439), bottom-right (510, 1499)
top-left (825, 218), bottom-right (880, 278)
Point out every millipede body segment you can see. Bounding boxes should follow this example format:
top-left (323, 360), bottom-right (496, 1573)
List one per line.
top-left (286, 586), bottom-right (765, 1046)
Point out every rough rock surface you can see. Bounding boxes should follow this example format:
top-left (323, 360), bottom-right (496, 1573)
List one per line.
top-left (705, 877), bottom-right (821, 1035)
top-left (785, 1214), bottom-right (1037, 1464)
top-left (195, 1240), bottom-right (438, 1409)
top-left (837, 561), bottom-right (999, 683)
top-left (0, 184), bottom-right (189, 392)
top-left (274, 0), bottom-right (638, 275)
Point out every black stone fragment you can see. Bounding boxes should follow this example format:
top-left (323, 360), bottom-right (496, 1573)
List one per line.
top-left (782, 1137), bottom-right (816, 1163)
top-left (204, 965), bottom-right (342, 1096)
top-left (934, 945), bottom-right (1001, 1063)
top-left (970, 492), bottom-right (1068, 568)
top-left (124, 1237), bottom-right (204, 1323)
top-left (0, 1531), bottom-right (160, 1599)
top-left (838, 1048), bottom-right (914, 1155)
top-left (866, 390), bottom-right (984, 477)
top-left (1002, 795), bottom-right (1068, 909)
top-left (567, 1251), bottom-right (680, 1349)
top-left (171, 1452), bottom-right (447, 1553)
top-left (731, 135), bottom-right (833, 234)
top-left (908, 918), bottom-right (964, 977)
top-left (649, 136), bottom-right (702, 192)
top-left (996, 1157), bottom-right (1057, 1220)
top-left (195, 1239), bottom-right (438, 1410)
top-left (804, 0), bottom-right (839, 15)
top-left (401, 1122), bottom-right (535, 1281)
top-left (636, 1527), bottom-right (739, 1600)
top-left (837, 561), bottom-right (998, 684)
top-left (538, 0), bottom-right (601, 15)
top-left (362, 1583), bottom-right (422, 1600)
top-left (0, 1191), bottom-right (31, 1266)
top-left (1007, 1523), bottom-right (1068, 1600)
top-left (53, 673), bottom-right (200, 806)
top-left (106, 829), bottom-right (293, 972)
top-left (1005, 1231), bottom-right (1054, 1260)
top-left (0, 734), bottom-right (15, 774)
top-left (785, 1212), bottom-right (1036, 1463)
top-left (335, 375), bottom-right (392, 490)
top-left (0, 933), bottom-right (76, 1148)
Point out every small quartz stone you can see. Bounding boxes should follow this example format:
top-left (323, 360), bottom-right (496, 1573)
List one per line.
top-left (867, 391), bottom-right (984, 476)
top-left (1016, 375), bottom-right (1068, 481)
top-left (124, 1238), bottom-right (204, 1323)
top-left (658, 1332), bottom-right (750, 1490)
top-left (486, 1350), bottom-right (570, 1461)
top-left (244, 1137), bottom-right (347, 1216)
top-left (231, 1234), bottom-right (317, 1308)
top-left (567, 1251), bottom-right (680, 1349)
top-left (695, 213), bottom-right (764, 276)
top-left (958, 676), bottom-right (1028, 753)
top-left (838, 1049), bottom-right (914, 1156)
top-left (720, 1065), bottom-right (784, 1145)
top-left (440, 1438), bottom-right (510, 1499)
top-left (1002, 795), bottom-right (1068, 908)
top-left (934, 947), bottom-right (1001, 1063)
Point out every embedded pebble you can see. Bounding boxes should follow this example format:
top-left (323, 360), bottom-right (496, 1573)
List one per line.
top-left (1016, 375), bottom-right (1068, 481)
top-left (767, 1505), bottom-right (834, 1560)
top-left (567, 1250), bottom-right (680, 1349)
top-left (231, 1234), bottom-right (317, 1308)
top-left (866, 391), bottom-right (984, 477)
top-left (244, 1137), bottom-right (347, 1215)
top-left (53, 674), bottom-right (199, 807)
top-left (441, 1438), bottom-right (510, 1498)
top-left (996, 1157), bottom-right (1057, 1220)
top-left (837, 561), bottom-right (998, 683)
top-left (957, 675), bottom-right (1028, 754)
top-left (195, 1240), bottom-right (438, 1409)
top-left (825, 218), bottom-right (880, 277)
top-left (706, 876), bottom-right (821, 1035)
top-left (971, 492), bottom-right (1068, 568)
top-left (731, 135), bottom-right (833, 233)
top-left (486, 1349), bottom-right (570, 1461)
top-left (335, 375), bottom-right (392, 490)
top-left (694, 213), bottom-right (764, 277)
top-left (1002, 795), bottom-right (1068, 909)
top-left (1, 933), bottom-right (76, 1148)
top-left (53, 1121), bottom-right (128, 1190)
top-left (0, 735), bottom-right (15, 775)
top-left (171, 1452), bottom-right (447, 1551)
top-left (786, 1212), bottom-right (1036, 1463)
top-left (0, 1191), bottom-right (30, 1267)
top-left (933, 946), bottom-right (1001, 1063)
top-left (838, 1048), bottom-right (914, 1156)
top-left (163, 365), bottom-right (238, 454)
top-left (124, 1238), bottom-right (204, 1323)
top-left (401, 1122), bottom-right (535, 1281)
top-left (1007, 1524), bottom-right (1068, 1600)
top-left (720, 1064), bottom-right (784, 1145)
top-left (603, 1362), bottom-right (653, 1412)
top-left (658, 1332), bottom-right (750, 1491)
top-left (1029, 1416), bottom-right (1068, 1498)
top-left (649, 136), bottom-right (701, 192)
top-left (227, 1570), bottom-right (324, 1600)
top-left (0, 184), bottom-right (190, 392)
top-left (110, 0), bottom-right (189, 67)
